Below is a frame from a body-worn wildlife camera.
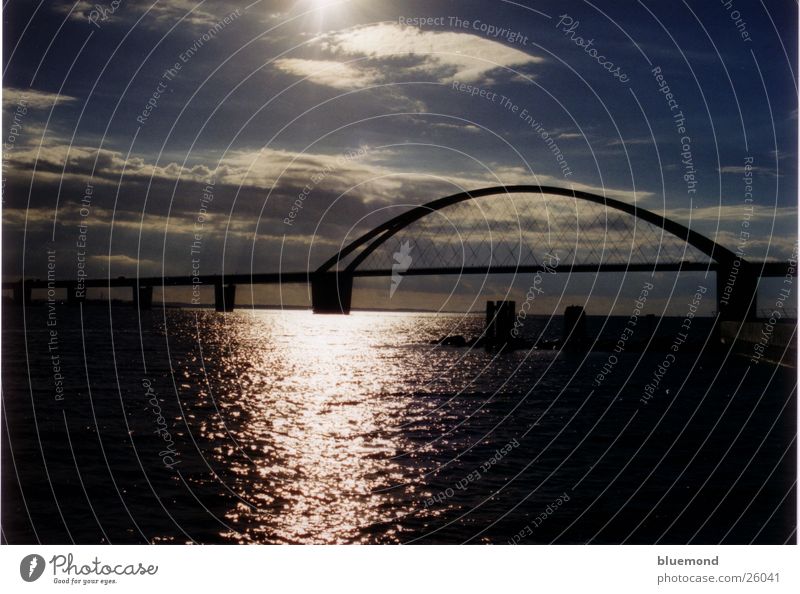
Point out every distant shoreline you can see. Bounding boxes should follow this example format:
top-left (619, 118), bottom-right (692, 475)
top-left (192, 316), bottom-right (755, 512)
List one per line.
top-left (1, 298), bottom-right (737, 318)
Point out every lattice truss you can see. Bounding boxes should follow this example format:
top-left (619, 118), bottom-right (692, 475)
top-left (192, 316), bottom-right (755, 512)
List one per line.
top-left (344, 192), bottom-right (711, 272)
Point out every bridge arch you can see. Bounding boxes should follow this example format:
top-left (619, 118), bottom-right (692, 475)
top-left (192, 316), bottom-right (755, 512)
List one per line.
top-left (311, 185), bottom-right (753, 318)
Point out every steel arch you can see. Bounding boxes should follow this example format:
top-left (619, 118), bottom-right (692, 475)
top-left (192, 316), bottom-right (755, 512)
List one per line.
top-left (315, 185), bottom-right (741, 275)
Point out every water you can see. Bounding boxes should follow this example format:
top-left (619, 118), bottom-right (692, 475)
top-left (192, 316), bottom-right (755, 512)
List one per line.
top-left (1, 307), bottom-right (795, 544)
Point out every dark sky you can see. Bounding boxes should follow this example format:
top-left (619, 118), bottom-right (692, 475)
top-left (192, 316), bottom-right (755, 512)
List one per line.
top-left (2, 0), bottom-right (797, 311)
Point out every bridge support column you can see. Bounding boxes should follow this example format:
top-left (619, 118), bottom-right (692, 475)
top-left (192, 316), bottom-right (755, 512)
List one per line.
top-left (133, 285), bottom-right (153, 310)
top-left (485, 300), bottom-right (515, 347)
top-left (717, 262), bottom-right (757, 322)
top-left (312, 272), bottom-right (352, 314)
top-left (563, 305), bottom-right (588, 351)
top-left (67, 282), bottom-right (85, 306)
top-left (214, 282), bottom-right (236, 312)
top-left (12, 280), bottom-right (32, 307)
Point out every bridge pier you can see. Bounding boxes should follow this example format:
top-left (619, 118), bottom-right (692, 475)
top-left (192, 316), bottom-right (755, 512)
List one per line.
top-left (717, 262), bottom-right (757, 322)
top-left (12, 280), bottom-right (32, 307)
top-left (563, 305), bottom-right (588, 351)
top-left (214, 282), bottom-right (236, 312)
top-left (485, 300), bottom-right (515, 346)
top-left (133, 285), bottom-right (153, 310)
top-left (312, 272), bottom-right (352, 314)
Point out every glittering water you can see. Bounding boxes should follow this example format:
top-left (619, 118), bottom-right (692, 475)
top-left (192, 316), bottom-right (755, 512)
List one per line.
top-left (1, 307), bottom-right (795, 544)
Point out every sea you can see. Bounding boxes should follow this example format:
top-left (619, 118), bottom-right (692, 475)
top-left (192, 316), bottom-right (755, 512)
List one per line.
top-left (1, 306), bottom-right (795, 544)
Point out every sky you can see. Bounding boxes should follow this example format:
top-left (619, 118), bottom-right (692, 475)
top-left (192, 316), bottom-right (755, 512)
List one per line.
top-left (2, 0), bottom-right (797, 313)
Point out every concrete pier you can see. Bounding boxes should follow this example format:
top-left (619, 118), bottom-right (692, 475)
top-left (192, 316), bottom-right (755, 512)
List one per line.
top-left (563, 305), bottom-right (587, 350)
top-left (312, 272), bottom-right (352, 314)
top-left (214, 282), bottom-right (236, 312)
top-left (133, 285), bottom-right (153, 310)
top-left (717, 262), bottom-right (758, 321)
top-left (485, 300), bottom-right (516, 347)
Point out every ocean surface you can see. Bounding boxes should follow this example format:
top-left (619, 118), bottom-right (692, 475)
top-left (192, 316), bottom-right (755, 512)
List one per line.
top-left (1, 307), bottom-right (795, 544)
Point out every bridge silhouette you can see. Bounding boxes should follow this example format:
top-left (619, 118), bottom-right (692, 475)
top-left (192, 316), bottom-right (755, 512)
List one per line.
top-left (5, 185), bottom-right (795, 320)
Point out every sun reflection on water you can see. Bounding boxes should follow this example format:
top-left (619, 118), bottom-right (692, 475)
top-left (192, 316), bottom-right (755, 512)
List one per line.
top-left (193, 311), bottom-right (429, 544)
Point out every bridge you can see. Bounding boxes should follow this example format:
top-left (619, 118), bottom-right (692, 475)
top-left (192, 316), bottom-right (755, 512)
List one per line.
top-left (4, 185), bottom-right (795, 320)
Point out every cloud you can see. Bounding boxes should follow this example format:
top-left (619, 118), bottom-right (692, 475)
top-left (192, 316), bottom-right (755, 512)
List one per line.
top-left (3, 88), bottom-right (78, 110)
top-left (88, 253), bottom-right (160, 270)
top-left (429, 122), bottom-right (481, 133)
top-left (273, 58), bottom-right (381, 89)
top-left (661, 205), bottom-right (797, 260)
top-left (275, 23), bottom-right (543, 89)
top-left (718, 164), bottom-right (780, 177)
top-left (51, 0), bottom-right (244, 29)
top-left (606, 137), bottom-right (653, 147)
top-left (139, 0), bottom-right (223, 27)
top-left (482, 165), bottom-right (653, 203)
top-left (320, 23), bottom-right (544, 81)
top-left (52, 1), bottom-right (97, 21)
top-left (3, 133), bottom-right (654, 219)
top-left (664, 205), bottom-right (797, 223)
top-left (2, 144), bottom-right (216, 187)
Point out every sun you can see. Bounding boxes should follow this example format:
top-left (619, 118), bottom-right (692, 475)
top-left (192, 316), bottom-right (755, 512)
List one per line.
top-left (294, 0), bottom-right (353, 33)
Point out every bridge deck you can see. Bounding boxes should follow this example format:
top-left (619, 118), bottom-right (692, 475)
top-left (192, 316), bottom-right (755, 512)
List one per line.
top-left (2, 260), bottom-right (794, 290)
